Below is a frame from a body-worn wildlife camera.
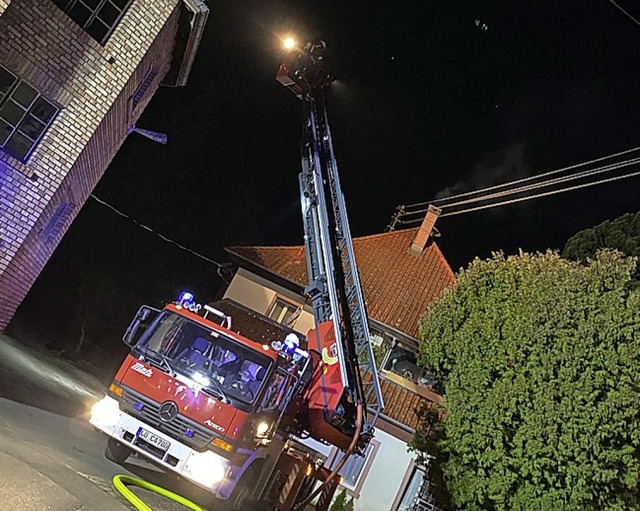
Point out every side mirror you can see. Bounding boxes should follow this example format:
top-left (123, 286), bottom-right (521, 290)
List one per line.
top-left (123, 305), bottom-right (160, 347)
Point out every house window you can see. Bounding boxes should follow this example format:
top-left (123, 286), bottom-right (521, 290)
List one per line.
top-left (267, 297), bottom-right (300, 326)
top-left (131, 68), bottom-right (157, 109)
top-left (0, 66), bottom-right (58, 162)
top-left (329, 439), bottom-right (380, 496)
top-left (383, 342), bottom-right (437, 388)
top-left (52, 0), bottom-right (133, 45)
top-left (395, 465), bottom-right (440, 511)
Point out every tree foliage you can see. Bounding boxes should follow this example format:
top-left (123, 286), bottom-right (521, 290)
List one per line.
top-left (416, 250), bottom-right (640, 511)
top-left (563, 211), bottom-right (640, 263)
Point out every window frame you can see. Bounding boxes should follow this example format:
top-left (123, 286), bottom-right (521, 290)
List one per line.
top-left (0, 66), bottom-right (59, 163)
top-left (392, 459), bottom-right (439, 511)
top-left (327, 439), bottom-right (381, 498)
top-left (266, 295), bottom-right (302, 327)
top-left (52, 0), bottom-right (134, 45)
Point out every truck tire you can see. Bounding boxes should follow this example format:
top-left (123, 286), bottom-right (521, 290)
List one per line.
top-left (226, 461), bottom-right (263, 511)
top-left (105, 437), bottom-right (130, 464)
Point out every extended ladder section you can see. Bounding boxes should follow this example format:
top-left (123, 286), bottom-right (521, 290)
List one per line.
top-left (276, 41), bottom-right (384, 447)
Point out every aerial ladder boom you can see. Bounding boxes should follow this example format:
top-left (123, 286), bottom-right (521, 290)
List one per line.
top-left (276, 41), bottom-right (384, 450)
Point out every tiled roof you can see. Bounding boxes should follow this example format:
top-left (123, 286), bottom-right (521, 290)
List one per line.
top-left (226, 228), bottom-right (456, 339)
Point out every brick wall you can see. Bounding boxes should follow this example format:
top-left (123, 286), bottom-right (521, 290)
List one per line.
top-left (0, 0), bottom-right (183, 331)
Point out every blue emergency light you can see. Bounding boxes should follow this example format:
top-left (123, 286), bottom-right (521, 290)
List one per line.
top-left (178, 291), bottom-right (194, 305)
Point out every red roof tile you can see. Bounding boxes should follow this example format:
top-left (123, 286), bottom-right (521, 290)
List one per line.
top-left (226, 228), bottom-right (456, 339)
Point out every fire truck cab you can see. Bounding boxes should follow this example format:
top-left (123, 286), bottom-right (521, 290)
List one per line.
top-left (90, 293), bottom-right (334, 509)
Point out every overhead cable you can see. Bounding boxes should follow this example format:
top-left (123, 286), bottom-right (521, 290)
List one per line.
top-left (399, 156), bottom-right (640, 217)
top-left (89, 194), bottom-right (232, 281)
top-left (407, 144), bottom-right (640, 209)
top-left (440, 168), bottom-right (640, 217)
top-left (395, 168), bottom-right (640, 225)
top-left (607, 0), bottom-right (640, 27)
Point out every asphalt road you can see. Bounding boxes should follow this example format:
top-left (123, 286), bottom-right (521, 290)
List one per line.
top-left (0, 334), bottom-right (216, 511)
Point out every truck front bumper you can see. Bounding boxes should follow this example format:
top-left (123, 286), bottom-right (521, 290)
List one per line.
top-left (89, 395), bottom-right (235, 496)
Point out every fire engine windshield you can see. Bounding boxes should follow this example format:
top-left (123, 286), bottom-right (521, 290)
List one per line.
top-left (137, 311), bottom-right (271, 404)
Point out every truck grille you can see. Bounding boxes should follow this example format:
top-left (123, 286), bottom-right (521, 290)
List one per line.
top-left (121, 387), bottom-right (217, 450)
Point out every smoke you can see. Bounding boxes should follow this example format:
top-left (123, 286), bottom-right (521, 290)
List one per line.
top-left (434, 142), bottom-right (531, 201)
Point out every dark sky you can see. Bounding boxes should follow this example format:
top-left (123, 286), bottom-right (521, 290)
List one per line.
top-left (16, 0), bottom-right (640, 330)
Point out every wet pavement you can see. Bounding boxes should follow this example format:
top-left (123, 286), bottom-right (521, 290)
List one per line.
top-left (0, 334), bottom-right (216, 510)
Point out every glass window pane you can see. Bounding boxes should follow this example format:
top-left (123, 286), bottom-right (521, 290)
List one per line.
top-left (0, 101), bottom-right (25, 127)
top-left (12, 82), bottom-right (37, 108)
top-left (31, 97), bottom-right (57, 123)
top-left (86, 19), bottom-right (109, 42)
top-left (81, 0), bottom-right (102, 9)
top-left (98, 2), bottom-right (120, 26)
top-left (330, 441), bottom-right (375, 489)
top-left (384, 344), bottom-right (421, 381)
top-left (0, 67), bottom-right (17, 99)
top-left (110, 0), bottom-right (129, 9)
top-left (18, 115), bottom-right (44, 140)
top-left (398, 468), bottom-right (426, 511)
top-left (0, 118), bottom-right (13, 145)
top-left (69, 3), bottom-right (92, 27)
top-left (52, 0), bottom-right (73, 10)
top-left (5, 131), bottom-right (33, 160)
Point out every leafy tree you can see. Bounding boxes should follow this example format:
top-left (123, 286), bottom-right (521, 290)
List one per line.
top-left (329, 489), bottom-right (349, 511)
top-left (563, 211), bottom-right (640, 263)
top-left (416, 250), bottom-right (640, 511)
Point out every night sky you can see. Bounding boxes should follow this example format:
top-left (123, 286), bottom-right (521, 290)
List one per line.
top-left (11, 0), bottom-right (640, 341)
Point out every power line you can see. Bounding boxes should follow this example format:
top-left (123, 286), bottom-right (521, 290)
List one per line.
top-left (398, 155), bottom-right (640, 217)
top-left (441, 169), bottom-right (640, 217)
top-left (395, 168), bottom-right (640, 225)
top-left (409, 144), bottom-right (640, 209)
top-left (89, 194), bottom-right (232, 281)
top-left (608, 0), bottom-right (640, 28)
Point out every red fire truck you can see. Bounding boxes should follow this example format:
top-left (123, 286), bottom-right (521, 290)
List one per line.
top-left (90, 38), bottom-right (383, 510)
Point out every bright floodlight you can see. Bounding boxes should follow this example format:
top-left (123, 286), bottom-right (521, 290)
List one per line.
top-left (283, 36), bottom-right (295, 50)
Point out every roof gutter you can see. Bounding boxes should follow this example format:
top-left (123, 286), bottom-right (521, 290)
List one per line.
top-left (174, 0), bottom-right (209, 87)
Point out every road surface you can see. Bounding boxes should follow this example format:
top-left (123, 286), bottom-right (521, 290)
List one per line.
top-left (0, 334), bottom-right (215, 511)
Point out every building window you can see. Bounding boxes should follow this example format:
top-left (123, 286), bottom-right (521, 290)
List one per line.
top-left (0, 67), bottom-right (58, 162)
top-left (395, 464), bottom-right (441, 511)
top-left (267, 296), bottom-right (301, 327)
top-left (329, 440), bottom-right (380, 496)
top-left (131, 68), bottom-right (157, 109)
top-left (382, 341), bottom-right (437, 389)
top-left (52, 0), bottom-right (133, 45)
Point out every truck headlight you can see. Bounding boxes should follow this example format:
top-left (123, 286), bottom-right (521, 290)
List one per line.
top-left (184, 451), bottom-right (226, 488)
top-left (90, 395), bottom-right (120, 424)
top-left (255, 421), bottom-right (270, 438)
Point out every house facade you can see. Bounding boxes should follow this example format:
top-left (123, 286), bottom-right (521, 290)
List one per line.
top-left (222, 214), bottom-right (456, 511)
top-left (0, 0), bottom-right (208, 331)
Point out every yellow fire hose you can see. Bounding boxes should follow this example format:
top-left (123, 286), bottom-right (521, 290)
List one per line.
top-left (112, 474), bottom-right (206, 511)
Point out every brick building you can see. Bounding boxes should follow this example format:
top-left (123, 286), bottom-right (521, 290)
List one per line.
top-left (0, 0), bottom-right (208, 331)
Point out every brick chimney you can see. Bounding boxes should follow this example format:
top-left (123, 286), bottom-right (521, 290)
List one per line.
top-left (410, 204), bottom-right (442, 255)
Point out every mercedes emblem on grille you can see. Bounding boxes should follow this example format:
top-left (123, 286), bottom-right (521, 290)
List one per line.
top-left (159, 401), bottom-right (178, 422)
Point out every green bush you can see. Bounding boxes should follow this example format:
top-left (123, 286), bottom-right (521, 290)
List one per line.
top-left (416, 250), bottom-right (640, 511)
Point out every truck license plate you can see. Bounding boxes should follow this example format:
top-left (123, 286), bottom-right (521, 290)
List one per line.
top-left (136, 427), bottom-right (171, 451)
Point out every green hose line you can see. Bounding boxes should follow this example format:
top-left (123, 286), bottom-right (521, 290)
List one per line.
top-left (112, 474), bottom-right (206, 511)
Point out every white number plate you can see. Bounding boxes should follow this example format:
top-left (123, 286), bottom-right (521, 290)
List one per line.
top-left (136, 427), bottom-right (170, 451)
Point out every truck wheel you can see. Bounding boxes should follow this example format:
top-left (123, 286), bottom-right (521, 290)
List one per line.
top-left (227, 461), bottom-right (263, 511)
top-left (105, 437), bottom-right (130, 464)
